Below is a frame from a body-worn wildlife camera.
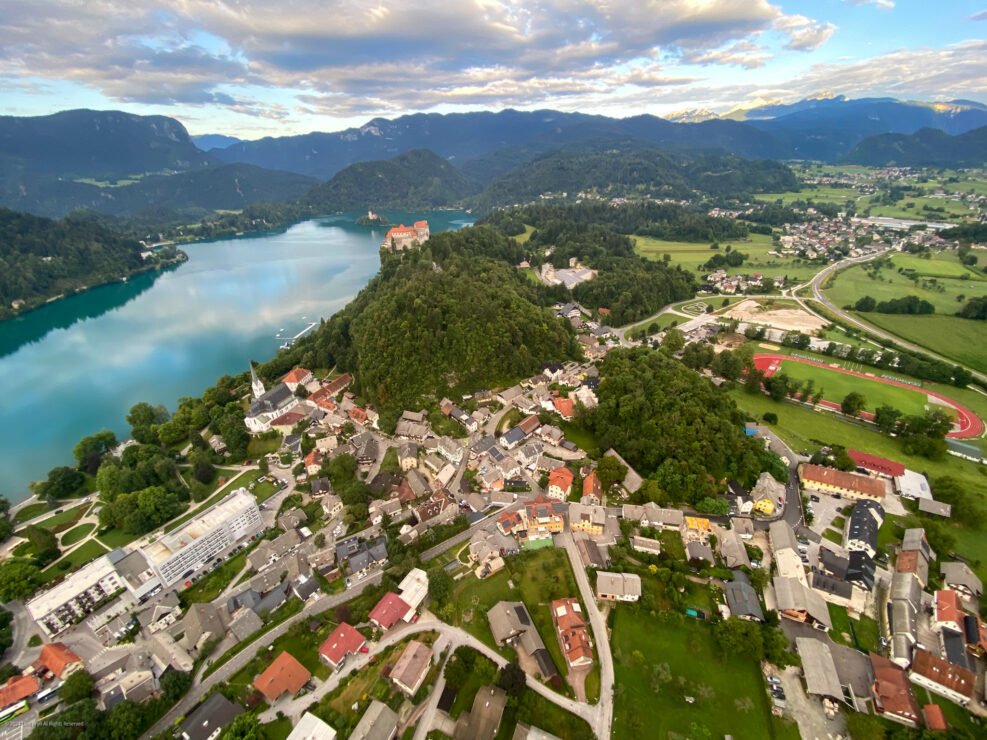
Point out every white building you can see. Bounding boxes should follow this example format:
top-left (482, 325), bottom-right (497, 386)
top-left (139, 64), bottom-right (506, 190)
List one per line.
top-left (143, 489), bottom-right (262, 586)
top-left (27, 555), bottom-right (126, 637)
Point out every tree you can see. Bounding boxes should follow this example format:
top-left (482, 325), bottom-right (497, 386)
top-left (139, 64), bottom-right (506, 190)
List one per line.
top-left (695, 497), bottom-right (730, 516)
top-left (59, 669), bottom-right (95, 704)
top-left (595, 455), bottom-right (627, 491)
top-left (854, 296), bottom-right (876, 312)
top-left (24, 525), bottom-right (59, 564)
top-left (32, 466), bottom-right (86, 501)
top-left (427, 567), bottom-right (454, 606)
top-left (661, 328), bottom-right (685, 354)
top-left (189, 450), bottom-right (216, 484)
top-left (713, 618), bottom-right (764, 661)
top-left (0, 559), bottom-right (40, 601)
top-left (874, 405), bottom-right (902, 435)
top-left (222, 713), bottom-right (262, 740)
top-left (159, 670), bottom-right (193, 702)
top-left (105, 700), bottom-right (146, 740)
top-left (497, 661), bottom-right (527, 698)
top-left (840, 392), bottom-right (866, 417)
top-left (73, 430), bottom-right (117, 474)
top-left (762, 412), bottom-right (777, 424)
top-left (444, 645), bottom-right (478, 686)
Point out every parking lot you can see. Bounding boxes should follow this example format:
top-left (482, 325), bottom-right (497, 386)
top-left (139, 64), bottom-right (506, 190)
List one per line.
top-left (806, 492), bottom-right (847, 541)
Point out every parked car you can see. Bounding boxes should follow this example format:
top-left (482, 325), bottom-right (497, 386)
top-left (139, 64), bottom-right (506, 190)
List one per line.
top-left (767, 676), bottom-right (782, 686)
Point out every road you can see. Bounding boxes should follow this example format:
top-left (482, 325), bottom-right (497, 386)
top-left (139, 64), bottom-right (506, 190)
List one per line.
top-left (141, 572), bottom-right (383, 739)
top-left (559, 533), bottom-right (614, 740)
top-left (798, 248), bottom-right (987, 385)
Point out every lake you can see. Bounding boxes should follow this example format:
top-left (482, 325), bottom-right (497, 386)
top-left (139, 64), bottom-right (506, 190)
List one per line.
top-left (0, 212), bottom-right (473, 503)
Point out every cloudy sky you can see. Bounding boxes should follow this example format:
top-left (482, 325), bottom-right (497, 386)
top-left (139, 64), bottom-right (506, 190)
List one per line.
top-left (2, 0), bottom-right (985, 138)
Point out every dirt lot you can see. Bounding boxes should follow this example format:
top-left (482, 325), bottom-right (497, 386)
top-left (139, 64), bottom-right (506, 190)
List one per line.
top-left (726, 300), bottom-right (827, 333)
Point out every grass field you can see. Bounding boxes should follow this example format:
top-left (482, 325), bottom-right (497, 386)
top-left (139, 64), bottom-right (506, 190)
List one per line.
top-left (60, 523), bottom-right (95, 546)
top-left (755, 186), bottom-right (859, 205)
top-left (179, 550), bottom-right (249, 605)
top-left (96, 527), bottom-right (141, 549)
top-left (856, 313), bottom-right (987, 374)
top-left (13, 502), bottom-right (51, 524)
top-left (612, 594), bottom-right (777, 740)
top-left (247, 434), bottom-right (283, 458)
top-left (777, 360), bottom-right (932, 415)
top-left (39, 539), bottom-right (109, 583)
top-left (26, 503), bottom-right (91, 534)
top-left (634, 233), bottom-right (818, 281)
top-left (858, 194), bottom-right (975, 222)
top-left (181, 467), bottom-right (239, 495)
top-left (729, 388), bottom-right (987, 580)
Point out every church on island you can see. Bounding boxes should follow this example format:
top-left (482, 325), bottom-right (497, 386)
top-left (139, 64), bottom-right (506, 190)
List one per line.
top-left (382, 220), bottom-right (430, 251)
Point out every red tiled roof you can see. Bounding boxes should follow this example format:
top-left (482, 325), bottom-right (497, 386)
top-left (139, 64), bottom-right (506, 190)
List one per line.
top-left (800, 464), bottom-right (886, 499)
top-left (319, 623), bottom-right (366, 667)
top-left (38, 642), bottom-right (81, 678)
top-left (348, 407), bottom-right (368, 423)
top-left (324, 373), bottom-right (353, 396)
top-left (583, 471), bottom-right (602, 497)
top-left (552, 598), bottom-right (593, 665)
top-left (552, 397), bottom-right (575, 419)
top-left (282, 367), bottom-right (311, 384)
top-left (910, 649), bottom-right (974, 699)
top-left (848, 450), bottom-right (905, 478)
top-left (254, 651), bottom-right (311, 702)
top-left (548, 467), bottom-right (574, 491)
top-left (413, 220), bottom-right (429, 229)
top-left (271, 410), bottom-right (307, 427)
top-left (386, 225), bottom-right (418, 239)
top-left (935, 590), bottom-right (963, 627)
top-left (870, 653), bottom-right (920, 723)
top-left (896, 550), bottom-right (920, 575)
top-left (0, 675), bottom-right (39, 709)
top-left (922, 703), bottom-right (948, 731)
top-left (497, 510), bottom-right (526, 535)
top-left (369, 592), bottom-right (410, 630)
top-left (518, 414), bottom-right (540, 435)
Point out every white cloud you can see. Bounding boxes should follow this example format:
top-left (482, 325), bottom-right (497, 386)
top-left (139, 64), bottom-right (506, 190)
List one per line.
top-left (845, 0), bottom-right (895, 9)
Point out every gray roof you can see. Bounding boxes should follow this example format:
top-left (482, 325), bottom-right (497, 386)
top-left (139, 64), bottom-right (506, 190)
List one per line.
top-left (686, 541), bottom-right (715, 564)
top-left (723, 577), bottom-right (764, 621)
top-left (901, 528), bottom-right (934, 561)
top-left (182, 603), bottom-right (225, 646)
top-left (941, 561), bottom-right (983, 597)
top-left (890, 571), bottom-right (922, 606)
top-left (811, 571), bottom-right (853, 600)
top-left (769, 520), bottom-right (798, 554)
top-left (486, 601), bottom-right (557, 679)
top-left (181, 694), bottom-right (243, 740)
top-left (350, 700), bottom-right (399, 740)
top-left (795, 638), bottom-right (843, 699)
top-left (774, 576), bottom-right (832, 629)
top-left (249, 383), bottom-right (294, 416)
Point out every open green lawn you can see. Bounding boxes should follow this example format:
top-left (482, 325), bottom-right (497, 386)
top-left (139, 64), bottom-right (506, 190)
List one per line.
top-left (633, 233), bottom-right (817, 281)
top-left (179, 551), bottom-right (249, 605)
top-left (13, 502), bottom-right (51, 524)
top-left (827, 604), bottom-right (881, 653)
top-left (247, 434), bottom-right (283, 458)
top-left (238, 468), bottom-right (280, 502)
top-left (755, 186), bottom-right (860, 205)
top-left (912, 684), bottom-right (987, 737)
top-left (777, 360), bottom-right (933, 416)
top-left (730, 387), bottom-right (987, 580)
top-left (856, 313), bottom-right (987, 375)
top-left (163, 470), bottom-right (252, 533)
top-left (612, 596), bottom-right (777, 740)
top-left (60, 523), bottom-right (95, 546)
top-left (260, 718), bottom-right (294, 740)
top-left (181, 467), bottom-right (238, 495)
top-left (39, 539), bottom-right (109, 583)
top-left (858, 194), bottom-right (976, 222)
top-left (496, 687), bottom-right (594, 740)
top-left (25, 503), bottom-right (91, 534)
top-left (96, 527), bottom-right (141, 549)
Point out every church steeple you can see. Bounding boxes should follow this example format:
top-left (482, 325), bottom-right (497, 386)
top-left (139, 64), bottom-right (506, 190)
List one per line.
top-left (250, 362), bottom-right (265, 399)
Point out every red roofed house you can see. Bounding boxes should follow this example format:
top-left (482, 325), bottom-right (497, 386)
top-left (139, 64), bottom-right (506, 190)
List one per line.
top-left (270, 410), bottom-right (309, 434)
top-left (37, 642), bottom-right (83, 678)
top-left (552, 397), bottom-right (575, 421)
top-left (348, 407), bottom-right (368, 425)
top-left (517, 414), bottom-right (540, 436)
top-left (551, 598), bottom-right (594, 668)
top-left (933, 590), bottom-right (964, 633)
top-left (848, 450), bottom-right (905, 479)
top-left (547, 467), bottom-right (574, 501)
top-left (922, 704), bottom-right (948, 732)
top-left (0, 675), bottom-right (39, 710)
top-left (582, 471), bottom-right (602, 504)
top-left (281, 367), bottom-right (313, 392)
top-left (369, 592), bottom-right (412, 631)
top-left (309, 387), bottom-right (337, 412)
top-left (908, 649), bottom-right (975, 707)
top-left (384, 221), bottom-right (430, 251)
top-left (870, 653), bottom-right (920, 727)
top-left (496, 509), bottom-right (527, 537)
top-left (324, 373), bottom-right (353, 397)
top-left (319, 623), bottom-right (366, 671)
top-left (253, 651), bottom-right (311, 703)
top-left (304, 449), bottom-right (324, 476)
top-left (798, 463), bottom-right (886, 502)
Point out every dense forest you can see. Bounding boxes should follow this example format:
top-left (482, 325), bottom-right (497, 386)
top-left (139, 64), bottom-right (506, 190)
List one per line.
top-left (473, 147), bottom-right (798, 211)
top-left (845, 125), bottom-right (987, 167)
top-left (587, 348), bottom-right (770, 503)
top-left (304, 149), bottom-right (476, 210)
top-left (259, 226), bottom-right (579, 427)
top-left (0, 208), bottom-right (184, 319)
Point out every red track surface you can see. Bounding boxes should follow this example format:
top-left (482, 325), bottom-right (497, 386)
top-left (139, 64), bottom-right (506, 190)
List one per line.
top-left (753, 353), bottom-right (985, 440)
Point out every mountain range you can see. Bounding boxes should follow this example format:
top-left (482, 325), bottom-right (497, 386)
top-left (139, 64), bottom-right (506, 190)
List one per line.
top-left (845, 126), bottom-right (987, 167)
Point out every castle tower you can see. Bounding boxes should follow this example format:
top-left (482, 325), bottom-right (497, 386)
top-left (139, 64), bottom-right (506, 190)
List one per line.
top-left (250, 363), bottom-right (265, 399)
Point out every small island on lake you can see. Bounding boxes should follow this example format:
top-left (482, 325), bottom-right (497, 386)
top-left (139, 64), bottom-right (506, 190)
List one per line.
top-left (355, 210), bottom-right (389, 226)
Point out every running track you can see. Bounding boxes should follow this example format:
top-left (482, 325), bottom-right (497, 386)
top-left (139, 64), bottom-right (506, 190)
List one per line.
top-left (753, 353), bottom-right (985, 440)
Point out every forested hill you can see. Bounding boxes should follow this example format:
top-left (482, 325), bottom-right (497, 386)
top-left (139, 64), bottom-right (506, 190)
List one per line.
top-left (844, 125), bottom-right (987, 167)
top-left (303, 149), bottom-right (476, 211)
top-left (261, 225), bottom-right (580, 427)
top-left (0, 208), bottom-right (181, 319)
top-left (473, 148), bottom-right (798, 210)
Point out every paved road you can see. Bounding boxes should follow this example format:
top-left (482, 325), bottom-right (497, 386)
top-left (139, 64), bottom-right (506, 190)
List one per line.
top-left (141, 572), bottom-right (383, 739)
top-left (559, 533), bottom-right (614, 740)
top-left (420, 499), bottom-right (527, 562)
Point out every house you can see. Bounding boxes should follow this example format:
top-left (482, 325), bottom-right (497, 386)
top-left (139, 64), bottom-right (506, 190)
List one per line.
top-left (773, 576), bottom-right (831, 630)
top-left (723, 572), bottom-right (764, 621)
top-left (303, 450), bottom-right (324, 476)
top-left (390, 639), bottom-right (432, 696)
top-left (894, 470), bottom-right (932, 501)
top-left (551, 598), bottom-right (593, 668)
top-left (368, 497), bottom-right (402, 526)
top-left (180, 693), bottom-right (243, 740)
top-left (319, 623), bottom-right (366, 671)
top-left (941, 562), bottom-right (983, 600)
top-left (278, 507), bottom-right (308, 532)
top-left (395, 412), bottom-right (429, 441)
top-left (537, 425), bottom-right (564, 446)
top-left (795, 638), bottom-right (843, 702)
top-left (138, 591), bottom-right (182, 634)
top-left (287, 713), bottom-right (337, 740)
top-left (397, 568), bottom-right (429, 614)
top-left (769, 519), bottom-right (799, 554)
top-left (799, 463), bottom-right (886, 502)
top-left (870, 653), bottom-right (920, 727)
top-left (0, 675), bottom-right (39, 711)
top-left (847, 450), bottom-right (905, 479)
top-left (895, 550), bottom-right (928, 588)
top-left (901, 528), bottom-right (935, 562)
top-left (685, 541), bottom-right (715, 565)
top-left (732, 517), bottom-right (755, 539)
top-left (397, 442), bottom-right (419, 471)
top-left (254, 651), bottom-right (311, 703)
top-left (36, 642), bottom-right (83, 678)
top-left (922, 704), bottom-right (948, 733)
top-left (933, 590), bottom-right (964, 634)
top-left (568, 503), bottom-right (606, 536)
top-left (181, 603), bottom-right (226, 652)
top-left (889, 572), bottom-right (922, 668)
top-left (546, 468), bottom-right (574, 500)
top-left (336, 536), bottom-right (388, 576)
top-left (282, 367), bottom-right (314, 392)
top-left (437, 437), bottom-right (464, 465)
top-left (575, 538), bottom-right (608, 569)
top-left (715, 526), bottom-right (750, 569)
top-left (229, 608), bottom-right (264, 640)
top-left (844, 500), bottom-right (884, 558)
top-left (908, 649), bottom-right (974, 707)
top-left (596, 572), bottom-right (641, 602)
top-left (630, 536), bottom-right (662, 557)
top-left (453, 686), bottom-right (507, 740)
top-left (751, 472), bottom-right (786, 514)
top-left (487, 601), bottom-right (557, 680)
top-left (582, 471), bottom-right (602, 504)
top-left (552, 397), bottom-right (575, 421)
top-left (682, 516), bottom-right (712, 543)
top-left (322, 494), bottom-right (344, 519)
top-left (350, 700), bottom-right (399, 740)
top-left (369, 592), bottom-right (412, 631)
top-left (525, 499), bottom-right (565, 541)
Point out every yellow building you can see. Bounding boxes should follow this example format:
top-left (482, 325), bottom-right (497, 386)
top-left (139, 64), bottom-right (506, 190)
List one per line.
top-left (753, 498), bottom-right (776, 516)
